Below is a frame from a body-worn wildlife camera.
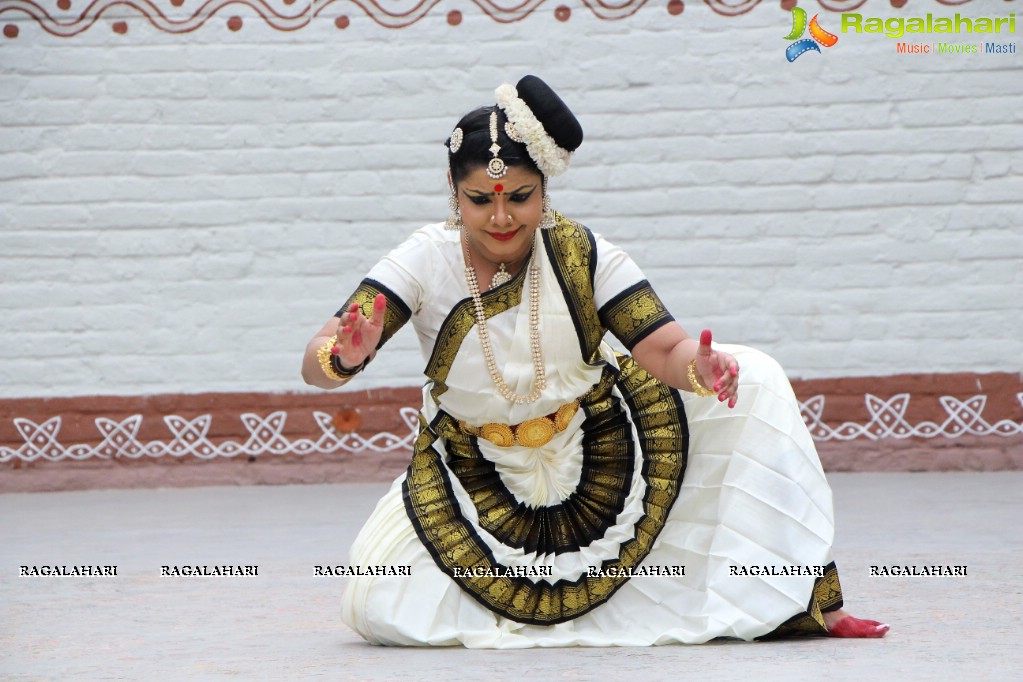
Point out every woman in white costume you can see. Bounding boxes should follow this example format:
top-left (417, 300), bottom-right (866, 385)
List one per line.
top-left (302, 75), bottom-right (888, 647)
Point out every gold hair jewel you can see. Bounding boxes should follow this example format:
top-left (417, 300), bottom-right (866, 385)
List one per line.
top-left (504, 121), bottom-right (524, 143)
top-left (449, 127), bottom-right (463, 154)
top-left (486, 111), bottom-right (507, 179)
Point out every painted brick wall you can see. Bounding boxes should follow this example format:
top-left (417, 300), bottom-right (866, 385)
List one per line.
top-left (1, 1), bottom-right (1020, 399)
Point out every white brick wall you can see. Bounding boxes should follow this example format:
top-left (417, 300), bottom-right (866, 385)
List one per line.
top-left (1, 2), bottom-right (1020, 397)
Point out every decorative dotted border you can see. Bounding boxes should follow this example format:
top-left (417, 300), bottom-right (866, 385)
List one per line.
top-left (801, 392), bottom-right (1023, 441)
top-left (2, 392), bottom-right (1020, 463)
top-left (0, 0), bottom-right (977, 38)
top-left (1, 408), bottom-right (421, 463)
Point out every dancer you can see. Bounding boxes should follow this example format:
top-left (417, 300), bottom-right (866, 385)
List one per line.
top-left (302, 75), bottom-right (888, 647)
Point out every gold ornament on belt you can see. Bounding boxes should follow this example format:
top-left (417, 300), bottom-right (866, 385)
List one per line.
top-left (554, 401), bottom-right (579, 430)
top-left (460, 400), bottom-right (580, 449)
top-left (516, 417), bottom-right (555, 448)
top-left (479, 423), bottom-right (515, 448)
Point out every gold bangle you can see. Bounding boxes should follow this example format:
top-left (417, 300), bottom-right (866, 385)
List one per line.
top-left (316, 336), bottom-right (348, 382)
top-left (687, 359), bottom-right (716, 397)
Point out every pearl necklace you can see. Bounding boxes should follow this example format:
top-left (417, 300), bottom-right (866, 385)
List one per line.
top-left (462, 232), bottom-right (547, 405)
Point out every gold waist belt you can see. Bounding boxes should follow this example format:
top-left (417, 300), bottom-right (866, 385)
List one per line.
top-left (458, 400), bottom-right (581, 449)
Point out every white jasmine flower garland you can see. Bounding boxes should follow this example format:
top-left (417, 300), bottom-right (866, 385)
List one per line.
top-left (495, 84), bottom-right (572, 177)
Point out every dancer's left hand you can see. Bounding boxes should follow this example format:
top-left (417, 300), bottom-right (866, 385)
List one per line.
top-left (695, 329), bottom-right (740, 408)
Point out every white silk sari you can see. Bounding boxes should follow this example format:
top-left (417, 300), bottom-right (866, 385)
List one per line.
top-left (338, 220), bottom-right (839, 647)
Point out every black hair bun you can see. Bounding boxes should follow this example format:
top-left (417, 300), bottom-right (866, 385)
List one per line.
top-left (515, 75), bottom-right (583, 152)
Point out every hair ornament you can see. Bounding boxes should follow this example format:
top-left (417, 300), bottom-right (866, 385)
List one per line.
top-left (495, 83), bottom-right (572, 177)
top-left (449, 127), bottom-right (464, 154)
top-left (486, 111), bottom-right (507, 180)
top-left (504, 121), bottom-right (525, 144)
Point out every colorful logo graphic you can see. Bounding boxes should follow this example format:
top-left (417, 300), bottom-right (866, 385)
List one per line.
top-left (784, 7), bottom-right (839, 62)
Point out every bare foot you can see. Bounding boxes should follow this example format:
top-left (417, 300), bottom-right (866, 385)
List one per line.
top-left (823, 608), bottom-right (889, 638)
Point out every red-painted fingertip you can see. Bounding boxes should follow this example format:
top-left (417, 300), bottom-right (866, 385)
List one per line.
top-left (349, 311), bottom-right (358, 321)
top-left (330, 345), bottom-right (340, 355)
top-left (342, 325), bottom-right (351, 334)
top-left (374, 293), bottom-right (387, 308)
top-left (700, 329), bottom-right (712, 346)
top-left (728, 398), bottom-right (737, 409)
top-left (718, 393), bottom-right (726, 402)
top-left (730, 366), bottom-right (738, 377)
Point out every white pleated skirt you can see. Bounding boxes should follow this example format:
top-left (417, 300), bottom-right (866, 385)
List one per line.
top-left (340, 345), bottom-right (837, 648)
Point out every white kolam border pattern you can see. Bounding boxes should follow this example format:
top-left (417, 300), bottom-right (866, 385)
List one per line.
top-left (1, 408), bottom-right (420, 463)
top-left (3, 393), bottom-right (1023, 463)
top-left (801, 393), bottom-right (1023, 440)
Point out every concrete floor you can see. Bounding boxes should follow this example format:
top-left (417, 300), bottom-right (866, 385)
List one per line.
top-left (2, 472), bottom-right (1021, 681)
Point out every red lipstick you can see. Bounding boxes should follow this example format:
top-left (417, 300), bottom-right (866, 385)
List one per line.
top-left (487, 228), bottom-right (520, 242)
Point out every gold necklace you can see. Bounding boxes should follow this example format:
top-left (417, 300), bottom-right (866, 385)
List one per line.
top-left (462, 232), bottom-right (546, 405)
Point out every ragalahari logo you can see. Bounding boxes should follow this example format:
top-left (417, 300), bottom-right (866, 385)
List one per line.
top-left (784, 7), bottom-right (839, 62)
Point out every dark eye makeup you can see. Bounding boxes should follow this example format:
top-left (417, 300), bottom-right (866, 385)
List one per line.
top-left (463, 185), bottom-right (536, 206)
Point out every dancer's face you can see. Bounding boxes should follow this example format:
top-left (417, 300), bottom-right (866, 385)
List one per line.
top-left (456, 165), bottom-right (544, 267)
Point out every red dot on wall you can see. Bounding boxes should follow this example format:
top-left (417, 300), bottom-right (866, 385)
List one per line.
top-left (56, 0), bottom-right (71, 9)
top-left (112, 21), bottom-right (127, 34)
top-left (890, 0), bottom-right (907, 8)
top-left (227, 16), bottom-right (243, 31)
top-left (170, 0), bottom-right (184, 5)
top-left (335, 15), bottom-right (349, 29)
top-left (3, 24), bottom-right (18, 38)
top-left (667, 0), bottom-right (683, 15)
top-left (447, 10), bottom-right (462, 26)
top-left (283, 0), bottom-right (295, 4)
top-left (555, 5), bottom-right (571, 21)
top-left (780, 0), bottom-right (796, 10)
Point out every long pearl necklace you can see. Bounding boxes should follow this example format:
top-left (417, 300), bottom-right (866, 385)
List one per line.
top-left (462, 231), bottom-right (547, 405)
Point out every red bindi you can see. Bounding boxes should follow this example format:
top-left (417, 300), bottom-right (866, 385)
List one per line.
top-left (493, 184), bottom-right (503, 193)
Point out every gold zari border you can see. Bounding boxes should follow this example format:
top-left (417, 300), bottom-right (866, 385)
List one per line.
top-left (438, 370), bottom-right (629, 555)
top-left (402, 356), bottom-right (688, 625)
top-left (599, 281), bottom-right (673, 351)
top-left (423, 264), bottom-right (528, 402)
top-left (338, 279), bottom-right (411, 349)
top-left (757, 562), bottom-right (845, 639)
top-left (542, 214), bottom-right (605, 364)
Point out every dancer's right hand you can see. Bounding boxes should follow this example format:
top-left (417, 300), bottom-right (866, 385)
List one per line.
top-left (334, 293), bottom-right (388, 369)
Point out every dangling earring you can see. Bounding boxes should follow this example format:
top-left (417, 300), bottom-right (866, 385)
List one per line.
top-left (445, 186), bottom-right (462, 231)
top-left (539, 177), bottom-right (556, 230)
